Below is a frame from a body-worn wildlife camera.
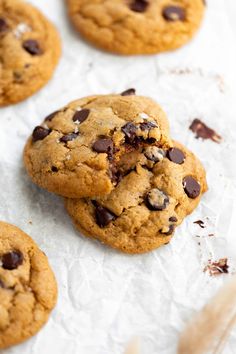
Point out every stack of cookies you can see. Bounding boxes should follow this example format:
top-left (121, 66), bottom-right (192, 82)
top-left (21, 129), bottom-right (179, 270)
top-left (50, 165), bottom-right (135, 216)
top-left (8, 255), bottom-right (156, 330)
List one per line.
top-left (24, 90), bottom-right (207, 254)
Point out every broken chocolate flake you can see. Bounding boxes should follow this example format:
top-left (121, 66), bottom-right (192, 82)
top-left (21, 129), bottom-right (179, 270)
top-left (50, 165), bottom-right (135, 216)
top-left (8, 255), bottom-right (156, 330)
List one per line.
top-left (189, 119), bottom-right (222, 143)
top-left (204, 258), bottom-right (229, 276)
top-left (194, 220), bottom-right (205, 228)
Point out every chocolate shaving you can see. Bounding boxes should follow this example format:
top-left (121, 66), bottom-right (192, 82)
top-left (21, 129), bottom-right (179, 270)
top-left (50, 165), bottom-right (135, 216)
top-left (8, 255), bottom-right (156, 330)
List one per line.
top-left (189, 119), bottom-right (222, 143)
top-left (194, 220), bottom-right (205, 228)
top-left (204, 258), bottom-right (229, 276)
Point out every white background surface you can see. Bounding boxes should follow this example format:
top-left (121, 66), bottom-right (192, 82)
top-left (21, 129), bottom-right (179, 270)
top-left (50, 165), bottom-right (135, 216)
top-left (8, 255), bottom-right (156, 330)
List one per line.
top-left (1, 0), bottom-right (236, 353)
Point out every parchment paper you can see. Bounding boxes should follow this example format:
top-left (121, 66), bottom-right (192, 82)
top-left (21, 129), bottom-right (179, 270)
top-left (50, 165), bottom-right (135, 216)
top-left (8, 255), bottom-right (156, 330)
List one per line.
top-left (1, 1), bottom-right (236, 353)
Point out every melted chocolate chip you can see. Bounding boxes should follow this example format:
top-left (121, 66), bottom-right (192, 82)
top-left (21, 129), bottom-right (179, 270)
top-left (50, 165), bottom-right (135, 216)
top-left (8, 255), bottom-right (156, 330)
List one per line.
top-left (73, 109), bottom-right (90, 123)
top-left (130, 0), bottom-right (149, 13)
top-left (95, 204), bottom-right (116, 227)
top-left (162, 6), bottom-right (186, 21)
top-left (121, 88), bottom-right (136, 96)
top-left (167, 148), bottom-right (185, 164)
top-left (144, 147), bottom-right (165, 162)
top-left (23, 39), bottom-right (42, 55)
top-left (146, 188), bottom-right (169, 211)
top-left (183, 176), bottom-right (201, 199)
top-left (189, 119), bottom-right (222, 143)
top-left (161, 224), bottom-right (175, 236)
top-left (0, 18), bottom-right (8, 32)
top-left (92, 138), bottom-right (114, 153)
top-left (32, 126), bottom-right (51, 142)
top-left (140, 121), bottom-right (157, 131)
top-left (2, 251), bottom-right (23, 270)
top-left (169, 216), bottom-right (177, 223)
top-left (45, 111), bottom-right (59, 122)
top-left (60, 133), bottom-right (78, 143)
top-left (122, 122), bottom-right (138, 144)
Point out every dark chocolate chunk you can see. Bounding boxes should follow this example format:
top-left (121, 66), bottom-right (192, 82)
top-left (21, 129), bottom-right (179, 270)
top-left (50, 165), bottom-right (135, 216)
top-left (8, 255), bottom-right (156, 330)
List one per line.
top-left (92, 138), bottom-right (113, 153)
top-left (169, 216), bottom-right (177, 223)
top-left (2, 251), bottom-right (23, 270)
top-left (51, 166), bottom-right (58, 172)
top-left (130, 0), bottom-right (149, 12)
top-left (0, 18), bottom-right (8, 32)
top-left (167, 148), bottom-right (185, 164)
top-left (146, 188), bottom-right (169, 211)
top-left (95, 204), bottom-right (116, 227)
top-left (189, 119), bottom-right (222, 143)
top-left (60, 133), bottom-right (78, 143)
top-left (162, 6), bottom-right (186, 21)
top-left (122, 122), bottom-right (138, 144)
top-left (73, 109), bottom-right (90, 123)
top-left (32, 126), bottom-right (51, 142)
top-left (183, 176), bottom-right (201, 199)
top-left (121, 88), bottom-right (136, 96)
top-left (22, 39), bottom-right (42, 55)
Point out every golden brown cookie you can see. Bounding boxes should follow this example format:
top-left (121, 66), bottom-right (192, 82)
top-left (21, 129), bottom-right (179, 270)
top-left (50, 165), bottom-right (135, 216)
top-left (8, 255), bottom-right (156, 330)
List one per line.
top-left (66, 0), bottom-right (205, 55)
top-left (0, 221), bottom-right (57, 349)
top-left (65, 141), bottom-right (207, 254)
top-left (0, 0), bottom-right (61, 106)
top-left (24, 92), bottom-right (172, 198)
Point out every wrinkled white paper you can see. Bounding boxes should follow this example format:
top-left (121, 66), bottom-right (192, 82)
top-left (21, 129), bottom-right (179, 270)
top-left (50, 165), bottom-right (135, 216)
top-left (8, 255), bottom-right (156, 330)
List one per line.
top-left (1, 0), bottom-right (236, 353)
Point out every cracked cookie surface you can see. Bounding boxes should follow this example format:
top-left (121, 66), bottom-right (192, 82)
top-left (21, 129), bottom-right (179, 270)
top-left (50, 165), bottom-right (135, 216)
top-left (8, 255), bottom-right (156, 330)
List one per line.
top-left (0, 222), bottom-right (57, 349)
top-left (65, 141), bottom-right (207, 254)
top-left (66, 0), bottom-right (205, 55)
top-left (24, 93), bottom-right (172, 198)
top-left (0, 0), bottom-right (61, 106)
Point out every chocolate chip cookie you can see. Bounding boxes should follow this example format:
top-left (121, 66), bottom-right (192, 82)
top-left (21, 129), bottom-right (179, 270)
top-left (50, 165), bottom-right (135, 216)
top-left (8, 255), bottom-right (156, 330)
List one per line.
top-left (0, 222), bottom-right (57, 349)
top-left (0, 0), bottom-right (61, 106)
top-left (66, 0), bottom-right (205, 55)
top-left (65, 141), bottom-right (207, 254)
top-left (24, 93), bottom-right (172, 198)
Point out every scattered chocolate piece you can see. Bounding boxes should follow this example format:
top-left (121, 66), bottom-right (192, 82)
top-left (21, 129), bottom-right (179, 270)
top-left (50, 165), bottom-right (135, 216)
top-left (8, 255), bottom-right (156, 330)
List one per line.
top-left (167, 148), bottom-right (185, 164)
top-left (140, 121), bottom-right (157, 131)
top-left (121, 88), bottom-right (136, 96)
top-left (51, 166), bottom-right (58, 172)
top-left (208, 233), bottom-right (214, 237)
top-left (22, 39), bottom-right (42, 55)
top-left (122, 122), bottom-right (138, 144)
top-left (73, 109), bottom-right (90, 123)
top-left (161, 224), bottom-right (175, 236)
top-left (146, 188), bottom-right (169, 211)
top-left (204, 258), bottom-right (229, 276)
top-left (194, 220), bottom-right (205, 228)
top-left (0, 18), bottom-right (8, 33)
top-left (144, 146), bottom-right (165, 162)
top-left (95, 204), bottom-right (116, 227)
top-left (162, 6), bottom-right (186, 21)
top-left (32, 126), bottom-right (51, 142)
top-left (130, 0), bottom-right (149, 13)
top-left (183, 176), bottom-right (200, 199)
top-left (92, 138), bottom-right (114, 154)
top-left (45, 111), bottom-right (59, 122)
top-left (169, 216), bottom-right (177, 222)
top-left (2, 251), bottom-right (23, 270)
top-left (189, 119), bottom-right (222, 143)
top-left (60, 133), bottom-right (78, 143)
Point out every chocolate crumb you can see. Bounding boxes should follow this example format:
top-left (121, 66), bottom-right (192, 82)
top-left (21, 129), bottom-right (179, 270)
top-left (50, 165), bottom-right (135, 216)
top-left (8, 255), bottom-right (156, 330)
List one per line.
top-left (204, 258), bottom-right (229, 276)
top-left (189, 119), bottom-right (222, 143)
top-left (194, 220), bottom-right (205, 228)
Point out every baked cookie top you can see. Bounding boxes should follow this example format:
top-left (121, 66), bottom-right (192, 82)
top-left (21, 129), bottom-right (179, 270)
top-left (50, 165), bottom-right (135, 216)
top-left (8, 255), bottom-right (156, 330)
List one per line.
top-left (0, 222), bottom-right (57, 349)
top-left (24, 93), bottom-right (172, 199)
top-left (0, 0), bottom-right (61, 106)
top-left (65, 141), bottom-right (207, 254)
top-left (66, 0), bottom-right (205, 55)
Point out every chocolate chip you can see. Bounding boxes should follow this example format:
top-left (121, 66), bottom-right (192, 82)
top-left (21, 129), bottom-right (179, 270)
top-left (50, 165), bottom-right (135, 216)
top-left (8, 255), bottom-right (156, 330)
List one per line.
top-left (169, 216), bottom-right (177, 222)
top-left (144, 146), bottom-right (165, 162)
top-left (51, 166), bottom-right (58, 172)
top-left (161, 224), bottom-right (175, 236)
top-left (130, 0), bottom-right (149, 13)
top-left (140, 121), bottom-right (157, 131)
top-left (45, 111), bottom-right (59, 122)
top-left (183, 176), bottom-right (201, 199)
top-left (2, 251), bottom-right (23, 270)
top-left (122, 122), bottom-right (138, 144)
top-left (92, 138), bottom-right (114, 154)
top-left (0, 18), bottom-right (8, 33)
top-left (162, 6), bottom-right (186, 21)
top-left (22, 39), bottom-right (42, 55)
top-left (189, 119), bottom-right (222, 143)
top-left (60, 133), bottom-right (78, 143)
top-left (73, 109), bottom-right (90, 123)
top-left (146, 188), bottom-right (169, 211)
top-left (32, 126), bottom-right (51, 142)
top-left (95, 204), bottom-right (116, 227)
top-left (121, 88), bottom-right (136, 96)
top-left (167, 148), bottom-right (185, 164)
